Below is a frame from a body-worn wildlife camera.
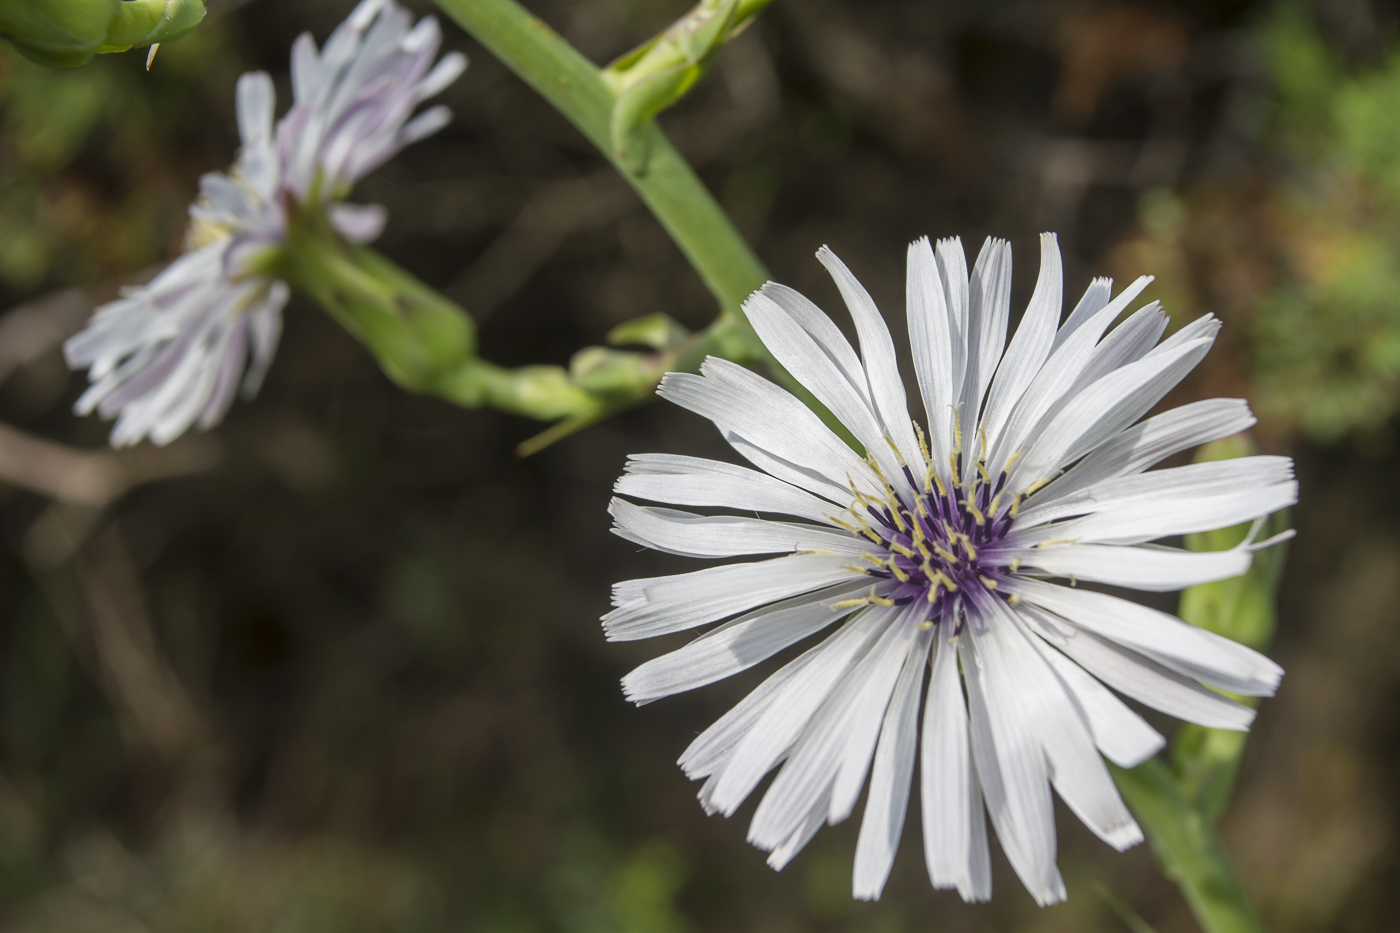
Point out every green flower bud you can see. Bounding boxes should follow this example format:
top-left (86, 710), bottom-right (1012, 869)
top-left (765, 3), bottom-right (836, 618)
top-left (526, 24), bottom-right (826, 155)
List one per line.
top-left (0, 0), bottom-right (204, 68)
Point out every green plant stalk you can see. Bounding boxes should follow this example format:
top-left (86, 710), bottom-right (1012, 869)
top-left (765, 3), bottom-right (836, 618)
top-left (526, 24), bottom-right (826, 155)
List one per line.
top-left (276, 206), bottom-right (794, 452)
top-left (428, 0), bottom-right (854, 443)
top-left (1111, 760), bottom-right (1263, 933)
top-left (277, 208), bottom-right (606, 423)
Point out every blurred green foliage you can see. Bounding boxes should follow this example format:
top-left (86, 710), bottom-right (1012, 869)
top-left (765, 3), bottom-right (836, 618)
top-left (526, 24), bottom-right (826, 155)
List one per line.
top-left (0, 27), bottom-right (236, 292)
top-left (1116, 6), bottom-right (1400, 445)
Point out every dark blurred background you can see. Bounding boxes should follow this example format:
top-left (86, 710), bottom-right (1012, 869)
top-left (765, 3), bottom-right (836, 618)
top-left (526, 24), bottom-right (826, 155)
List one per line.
top-left (0, 0), bottom-right (1397, 929)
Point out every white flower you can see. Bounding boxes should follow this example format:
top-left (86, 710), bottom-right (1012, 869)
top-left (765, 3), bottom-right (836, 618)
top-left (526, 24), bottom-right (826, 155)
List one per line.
top-left (606, 233), bottom-right (1294, 905)
top-left (64, 0), bottom-right (466, 447)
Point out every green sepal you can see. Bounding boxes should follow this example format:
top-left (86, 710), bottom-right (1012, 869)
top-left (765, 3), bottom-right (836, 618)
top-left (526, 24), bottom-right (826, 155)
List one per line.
top-left (602, 0), bottom-right (750, 174)
top-left (0, 0), bottom-right (205, 67)
top-left (569, 346), bottom-right (658, 395)
top-left (0, 0), bottom-right (112, 67)
top-left (606, 313), bottom-right (691, 351)
top-left (101, 0), bottom-right (205, 53)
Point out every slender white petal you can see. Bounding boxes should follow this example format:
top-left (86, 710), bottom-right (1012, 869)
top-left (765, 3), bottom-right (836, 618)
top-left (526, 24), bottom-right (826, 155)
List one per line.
top-left (853, 624), bottom-right (932, 900)
top-left (921, 625), bottom-right (990, 900)
top-left (609, 499), bottom-right (865, 558)
top-left (817, 247), bottom-right (925, 474)
top-left (981, 233), bottom-right (1062, 448)
top-left (1022, 626), bottom-right (1163, 766)
top-left (620, 583), bottom-right (867, 703)
top-left (1014, 579), bottom-right (1283, 696)
top-left (1004, 542), bottom-right (1251, 591)
top-left (961, 622), bottom-right (1065, 906)
top-left (615, 453), bottom-right (840, 523)
top-left (706, 607), bottom-right (892, 817)
top-left (603, 554), bottom-right (859, 642)
top-left (907, 237), bottom-right (956, 468)
top-left (1030, 398), bottom-right (1257, 505)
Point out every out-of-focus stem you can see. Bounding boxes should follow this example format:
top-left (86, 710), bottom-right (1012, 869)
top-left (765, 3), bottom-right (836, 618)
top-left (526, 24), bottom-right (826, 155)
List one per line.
top-left (1112, 761), bottom-right (1264, 933)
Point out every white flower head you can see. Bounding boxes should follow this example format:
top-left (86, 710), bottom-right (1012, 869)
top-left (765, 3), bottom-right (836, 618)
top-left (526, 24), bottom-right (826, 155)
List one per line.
top-left (64, 0), bottom-right (466, 447)
top-left (607, 233), bottom-right (1294, 905)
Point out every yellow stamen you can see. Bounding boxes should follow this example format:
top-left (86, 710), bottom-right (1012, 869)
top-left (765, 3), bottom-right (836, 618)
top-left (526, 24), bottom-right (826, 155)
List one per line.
top-left (890, 542), bottom-right (917, 559)
top-left (979, 576), bottom-right (998, 589)
top-left (1009, 557), bottom-right (1022, 572)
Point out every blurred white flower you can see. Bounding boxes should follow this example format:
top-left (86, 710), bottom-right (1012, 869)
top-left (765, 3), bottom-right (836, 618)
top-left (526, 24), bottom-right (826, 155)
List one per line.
top-left (65, 0), bottom-right (466, 447)
top-left (607, 233), bottom-right (1294, 904)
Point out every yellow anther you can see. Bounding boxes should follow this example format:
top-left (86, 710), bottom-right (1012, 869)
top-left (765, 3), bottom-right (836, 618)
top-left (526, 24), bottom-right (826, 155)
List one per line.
top-left (959, 535), bottom-right (978, 561)
top-left (917, 541), bottom-right (933, 560)
top-left (987, 491), bottom-right (1003, 518)
top-left (884, 434), bottom-right (908, 467)
top-left (978, 426), bottom-right (988, 463)
top-left (976, 462), bottom-right (992, 485)
top-left (965, 499), bottom-right (986, 527)
top-left (1008, 493), bottom-right (1023, 520)
top-left (932, 544), bottom-right (958, 563)
top-left (861, 552), bottom-right (887, 567)
top-left (831, 596), bottom-right (871, 609)
top-left (915, 423), bottom-right (932, 464)
top-left (1007, 593), bottom-right (1022, 605)
top-left (871, 595), bottom-right (895, 606)
top-left (1004, 450), bottom-right (1024, 471)
top-left (979, 576), bottom-right (998, 589)
top-left (890, 542), bottom-right (917, 559)
top-left (918, 618), bottom-right (934, 630)
top-left (845, 563), bottom-right (872, 576)
top-left (1025, 475), bottom-right (1055, 496)
top-left (931, 469), bottom-right (948, 497)
top-left (1009, 557), bottom-right (1022, 572)
top-left (886, 559), bottom-right (910, 583)
top-left (952, 416), bottom-right (963, 455)
top-left (1034, 538), bottom-right (1075, 548)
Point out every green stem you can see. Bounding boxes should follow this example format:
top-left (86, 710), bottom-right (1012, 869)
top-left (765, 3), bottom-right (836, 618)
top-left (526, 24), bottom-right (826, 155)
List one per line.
top-left (428, 0), bottom-right (860, 437)
top-left (431, 0), bottom-right (766, 317)
top-left (1112, 761), bottom-right (1263, 933)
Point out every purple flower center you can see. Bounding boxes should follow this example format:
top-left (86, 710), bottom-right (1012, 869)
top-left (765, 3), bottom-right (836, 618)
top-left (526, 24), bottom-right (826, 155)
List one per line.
top-left (843, 453), bottom-right (1022, 621)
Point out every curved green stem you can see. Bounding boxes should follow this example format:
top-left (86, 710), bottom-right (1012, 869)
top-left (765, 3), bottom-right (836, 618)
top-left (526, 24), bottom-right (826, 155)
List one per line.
top-left (1112, 761), bottom-right (1263, 933)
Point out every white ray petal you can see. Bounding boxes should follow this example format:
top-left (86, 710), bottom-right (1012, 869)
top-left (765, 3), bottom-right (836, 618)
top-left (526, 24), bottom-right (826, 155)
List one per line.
top-left (921, 624), bottom-right (991, 901)
top-left (744, 289), bottom-right (912, 497)
top-left (1021, 622), bottom-right (1164, 767)
top-left (602, 553), bottom-right (858, 642)
top-left (706, 607), bottom-right (893, 817)
top-left (620, 582), bottom-right (869, 703)
top-left (818, 246), bottom-right (926, 475)
top-left (1004, 542), bottom-right (1251, 591)
top-left (616, 453), bottom-right (842, 521)
top-left (1015, 456), bottom-right (1293, 527)
top-left (609, 499), bottom-right (864, 559)
top-left (1025, 400), bottom-right (1261, 509)
top-left (962, 618), bottom-right (1065, 906)
top-left (1030, 620), bottom-right (1256, 730)
top-left (853, 624), bottom-right (931, 900)
top-left (981, 233), bottom-right (1062, 448)
top-left (1013, 579), bottom-right (1283, 696)
top-left (907, 237), bottom-right (956, 470)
